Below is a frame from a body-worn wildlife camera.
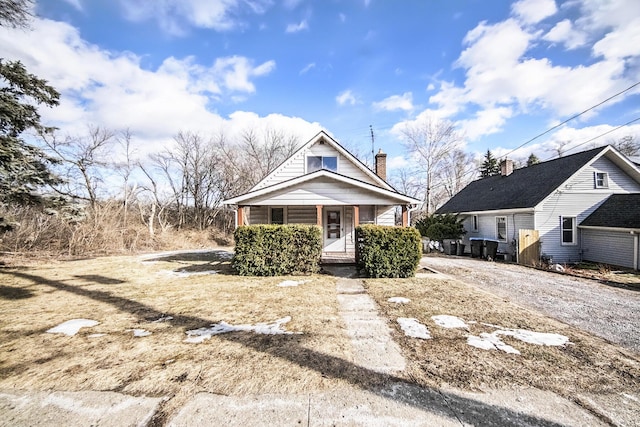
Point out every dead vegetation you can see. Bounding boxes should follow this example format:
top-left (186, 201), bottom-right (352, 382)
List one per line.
top-left (364, 277), bottom-right (640, 399)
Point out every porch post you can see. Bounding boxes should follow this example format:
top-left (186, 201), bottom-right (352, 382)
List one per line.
top-left (237, 206), bottom-right (245, 228)
top-left (402, 205), bottom-right (408, 227)
top-left (316, 205), bottom-right (323, 226)
top-left (353, 205), bottom-right (359, 227)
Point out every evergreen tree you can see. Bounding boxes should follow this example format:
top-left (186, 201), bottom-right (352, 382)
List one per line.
top-left (0, 59), bottom-right (61, 205)
top-left (526, 153), bottom-right (540, 166)
top-left (479, 149), bottom-right (499, 177)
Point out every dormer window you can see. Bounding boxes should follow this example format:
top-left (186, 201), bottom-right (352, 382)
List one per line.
top-left (594, 172), bottom-right (608, 188)
top-left (307, 156), bottom-right (337, 173)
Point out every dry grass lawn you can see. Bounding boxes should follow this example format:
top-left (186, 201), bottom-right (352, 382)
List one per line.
top-left (1, 251), bottom-right (639, 423)
top-left (364, 276), bottom-right (640, 400)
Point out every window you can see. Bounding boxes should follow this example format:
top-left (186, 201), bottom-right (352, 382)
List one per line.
top-left (307, 156), bottom-right (337, 172)
top-left (495, 216), bottom-right (507, 242)
top-left (270, 207), bottom-right (284, 224)
top-left (472, 215), bottom-right (479, 232)
top-left (359, 205), bottom-right (375, 224)
top-left (561, 216), bottom-right (576, 245)
top-left (594, 172), bottom-right (608, 188)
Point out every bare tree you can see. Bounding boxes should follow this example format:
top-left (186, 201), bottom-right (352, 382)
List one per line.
top-left (610, 135), bottom-right (639, 157)
top-left (399, 117), bottom-right (463, 214)
top-left (43, 126), bottom-right (115, 208)
top-left (0, 0), bottom-right (32, 28)
top-left (436, 149), bottom-right (476, 200)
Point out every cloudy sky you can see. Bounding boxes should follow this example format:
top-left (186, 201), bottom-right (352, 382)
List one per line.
top-left (1, 0), bottom-right (639, 170)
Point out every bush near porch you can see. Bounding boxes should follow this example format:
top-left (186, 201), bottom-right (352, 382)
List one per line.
top-left (233, 224), bottom-right (322, 276)
top-left (356, 225), bottom-right (421, 278)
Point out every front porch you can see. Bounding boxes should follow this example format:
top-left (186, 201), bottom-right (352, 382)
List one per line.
top-left (321, 251), bottom-right (356, 264)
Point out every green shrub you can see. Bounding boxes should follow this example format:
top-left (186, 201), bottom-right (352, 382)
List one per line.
top-left (355, 225), bottom-right (421, 278)
top-left (415, 213), bottom-right (466, 241)
top-left (232, 224), bottom-right (322, 276)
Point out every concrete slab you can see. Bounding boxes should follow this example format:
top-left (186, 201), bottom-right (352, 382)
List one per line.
top-left (0, 389), bottom-right (162, 427)
top-left (576, 392), bottom-right (640, 427)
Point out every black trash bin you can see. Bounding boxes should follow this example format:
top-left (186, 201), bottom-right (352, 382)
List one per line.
top-left (443, 240), bottom-right (457, 255)
top-left (456, 242), bottom-right (465, 256)
top-left (484, 239), bottom-right (499, 260)
top-left (470, 238), bottom-right (483, 258)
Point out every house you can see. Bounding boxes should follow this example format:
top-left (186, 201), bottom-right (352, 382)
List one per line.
top-left (436, 145), bottom-right (640, 269)
top-left (223, 130), bottom-right (421, 260)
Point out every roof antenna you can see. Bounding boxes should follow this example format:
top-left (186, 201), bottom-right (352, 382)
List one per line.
top-left (370, 125), bottom-right (375, 170)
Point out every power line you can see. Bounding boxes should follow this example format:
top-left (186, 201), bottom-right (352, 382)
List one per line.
top-left (498, 80), bottom-right (640, 160)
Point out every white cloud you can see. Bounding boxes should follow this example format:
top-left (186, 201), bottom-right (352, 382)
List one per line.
top-left (299, 62), bottom-right (316, 75)
top-left (119, 0), bottom-right (271, 35)
top-left (61, 0), bottom-right (83, 10)
top-left (286, 19), bottom-right (308, 33)
top-left (387, 155), bottom-right (409, 170)
top-left (336, 90), bottom-right (357, 106)
top-left (592, 17), bottom-right (640, 59)
top-left (543, 19), bottom-right (587, 49)
top-left (0, 17), bottom-right (320, 158)
top-left (283, 0), bottom-right (303, 9)
top-left (458, 107), bottom-right (513, 141)
top-left (373, 92), bottom-right (413, 112)
top-left (511, 0), bottom-right (557, 25)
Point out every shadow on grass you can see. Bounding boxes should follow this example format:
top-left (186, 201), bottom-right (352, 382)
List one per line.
top-left (0, 284), bottom-right (34, 300)
top-left (74, 275), bottom-right (127, 285)
top-left (142, 250), bottom-right (233, 264)
top-left (1, 269), bottom-right (574, 427)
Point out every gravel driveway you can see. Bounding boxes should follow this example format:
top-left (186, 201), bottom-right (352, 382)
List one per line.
top-left (420, 255), bottom-right (640, 354)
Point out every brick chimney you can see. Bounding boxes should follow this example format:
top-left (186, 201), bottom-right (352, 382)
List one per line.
top-left (500, 159), bottom-right (514, 176)
top-left (375, 149), bottom-right (387, 181)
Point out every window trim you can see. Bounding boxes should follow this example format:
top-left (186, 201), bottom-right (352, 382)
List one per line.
top-left (560, 216), bottom-right (577, 246)
top-left (594, 172), bottom-right (609, 189)
top-left (471, 215), bottom-right (479, 232)
top-left (306, 155), bottom-right (338, 173)
top-left (495, 216), bottom-right (507, 242)
top-left (358, 205), bottom-right (376, 225)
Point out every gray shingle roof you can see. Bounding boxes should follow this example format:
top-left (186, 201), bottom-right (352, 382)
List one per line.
top-left (436, 146), bottom-right (606, 214)
top-left (580, 194), bottom-right (640, 229)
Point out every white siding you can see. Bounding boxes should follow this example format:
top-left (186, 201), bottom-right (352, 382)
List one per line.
top-left (255, 140), bottom-right (380, 190)
top-left (287, 206), bottom-right (317, 224)
top-left (460, 213), bottom-right (533, 256)
top-left (581, 229), bottom-right (635, 269)
top-left (243, 177), bottom-right (405, 206)
top-left (345, 206), bottom-right (355, 253)
top-left (565, 156), bottom-right (640, 191)
top-left (376, 205), bottom-right (395, 226)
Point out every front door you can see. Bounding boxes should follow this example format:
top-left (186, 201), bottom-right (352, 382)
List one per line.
top-left (324, 207), bottom-right (345, 252)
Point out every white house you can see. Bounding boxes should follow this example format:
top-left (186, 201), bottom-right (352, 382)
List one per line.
top-left (436, 145), bottom-right (640, 268)
top-left (223, 131), bottom-right (421, 260)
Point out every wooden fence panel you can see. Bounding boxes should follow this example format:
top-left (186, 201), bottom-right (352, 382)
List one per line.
top-left (519, 229), bottom-right (540, 266)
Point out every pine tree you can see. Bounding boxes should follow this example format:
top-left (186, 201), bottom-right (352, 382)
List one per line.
top-left (0, 59), bottom-right (61, 205)
top-left (479, 150), bottom-right (500, 177)
top-left (526, 153), bottom-right (540, 166)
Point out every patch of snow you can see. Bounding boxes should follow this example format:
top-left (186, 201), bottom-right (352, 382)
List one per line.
top-left (397, 318), bottom-right (431, 340)
top-left (277, 280), bottom-right (307, 287)
top-left (152, 315), bottom-right (173, 323)
top-left (388, 297), bottom-right (411, 304)
top-left (185, 317), bottom-right (298, 343)
top-left (496, 329), bottom-right (570, 347)
top-left (432, 315), bottom-right (468, 329)
top-left (87, 333), bottom-right (106, 338)
top-left (130, 329), bottom-right (152, 337)
top-left (467, 333), bottom-right (521, 355)
top-left (622, 393), bottom-right (638, 402)
top-left (552, 263), bottom-right (565, 272)
top-left (46, 319), bottom-right (99, 336)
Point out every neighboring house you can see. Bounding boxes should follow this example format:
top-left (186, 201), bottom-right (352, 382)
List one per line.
top-left (579, 194), bottom-right (640, 270)
top-left (223, 130), bottom-right (421, 259)
top-left (436, 145), bottom-right (640, 269)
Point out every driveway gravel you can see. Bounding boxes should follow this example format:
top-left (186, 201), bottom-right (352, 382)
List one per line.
top-left (420, 255), bottom-right (640, 354)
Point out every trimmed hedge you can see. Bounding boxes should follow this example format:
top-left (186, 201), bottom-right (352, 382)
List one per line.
top-left (355, 225), bottom-right (421, 278)
top-left (232, 224), bottom-right (322, 276)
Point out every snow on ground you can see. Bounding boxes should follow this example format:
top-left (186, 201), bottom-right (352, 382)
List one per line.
top-left (130, 329), bottom-right (152, 337)
top-left (397, 318), bottom-right (431, 340)
top-left (277, 280), bottom-right (308, 287)
top-left (159, 269), bottom-right (219, 277)
top-left (152, 316), bottom-right (173, 323)
top-left (431, 315), bottom-right (468, 329)
top-left (185, 317), bottom-right (299, 343)
top-left (495, 329), bottom-right (570, 346)
top-left (467, 333), bottom-right (521, 355)
top-left (388, 297), bottom-right (411, 304)
top-left (46, 319), bottom-right (99, 336)
top-left (87, 333), bottom-right (106, 338)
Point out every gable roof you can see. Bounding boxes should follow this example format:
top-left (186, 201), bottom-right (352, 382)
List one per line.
top-left (579, 194), bottom-right (640, 229)
top-left (436, 146), bottom-right (632, 214)
top-left (250, 130), bottom-right (394, 192)
top-left (223, 169), bottom-right (420, 205)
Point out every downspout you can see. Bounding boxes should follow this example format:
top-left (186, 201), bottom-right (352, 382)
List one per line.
top-left (633, 231), bottom-right (639, 271)
top-left (407, 204), bottom-right (421, 227)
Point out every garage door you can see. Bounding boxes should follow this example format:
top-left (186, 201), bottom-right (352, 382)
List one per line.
top-left (581, 229), bottom-right (634, 269)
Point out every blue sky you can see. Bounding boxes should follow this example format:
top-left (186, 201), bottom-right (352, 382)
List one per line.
top-left (2, 0), bottom-right (639, 172)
